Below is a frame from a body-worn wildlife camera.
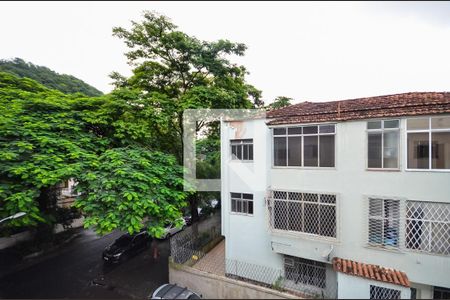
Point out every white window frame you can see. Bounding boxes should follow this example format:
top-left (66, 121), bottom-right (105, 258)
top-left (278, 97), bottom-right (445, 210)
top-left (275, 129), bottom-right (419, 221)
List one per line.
top-left (230, 192), bottom-right (254, 216)
top-left (268, 189), bottom-right (339, 241)
top-left (405, 116), bottom-right (450, 172)
top-left (271, 123), bottom-right (336, 169)
top-left (230, 139), bottom-right (253, 162)
top-left (367, 197), bottom-right (401, 249)
top-left (366, 119), bottom-right (400, 170)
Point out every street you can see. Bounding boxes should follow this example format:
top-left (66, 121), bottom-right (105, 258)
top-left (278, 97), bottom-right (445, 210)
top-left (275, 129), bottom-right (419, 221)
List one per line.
top-left (0, 229), bottom-right (170, 299)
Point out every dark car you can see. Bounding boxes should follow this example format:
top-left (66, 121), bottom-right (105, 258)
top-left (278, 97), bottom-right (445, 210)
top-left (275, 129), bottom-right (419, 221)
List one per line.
top-left (102, 231), bottom-right (151, 263)
top-left (149, 284), bottom-right (201, 299)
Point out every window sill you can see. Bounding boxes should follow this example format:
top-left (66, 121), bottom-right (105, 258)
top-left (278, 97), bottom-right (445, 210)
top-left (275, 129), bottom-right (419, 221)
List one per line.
top-left (272, 166), bottom-right (336, 170)
top-left (270, 229), bottom-right (339, 244)
top-left (230, 212), bottom-right (254, 217)
top-left (405, 168), bottom-right (450, 173)
top-left (366, 168), bottom-right (401, 172)
top-left (364, 244), bottom-right (404, 254)
top-left (230, 160), bottom-right (254, 164)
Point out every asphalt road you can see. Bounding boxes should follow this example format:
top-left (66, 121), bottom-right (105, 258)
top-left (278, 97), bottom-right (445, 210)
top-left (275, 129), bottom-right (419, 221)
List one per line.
top-left (0, 229), bottom-right (170, 299)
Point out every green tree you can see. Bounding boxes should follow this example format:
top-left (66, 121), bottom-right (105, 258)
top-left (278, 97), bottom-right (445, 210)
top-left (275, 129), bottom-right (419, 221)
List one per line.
top-left (0, 72), bottom-right (187, 237)
top-left (0, 58), bottom-right (103, 96)
top-left (111, 11), bottom-right (263, 221)
top-left (267, 96), bottom-right (293, 110)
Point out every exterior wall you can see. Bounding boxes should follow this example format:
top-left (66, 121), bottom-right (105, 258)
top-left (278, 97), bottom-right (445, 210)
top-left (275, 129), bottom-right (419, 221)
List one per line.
top-left (337, 273), bottom-right (410, 299)
top-left (169, 262), bottom-right (298, 299)
top-left (221, 115), bottom-right (450, 297)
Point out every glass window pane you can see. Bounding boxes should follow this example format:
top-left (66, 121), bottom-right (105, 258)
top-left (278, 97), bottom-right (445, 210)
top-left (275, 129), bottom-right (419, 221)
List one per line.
top-left (407, 118), bottom-right (429, 130)
top-left (231, 199), bottom-right (237, 212)
top-left (248, 201), bottom-right (253, 215)
top-left (288, 136), bottom-right (302, 166)
top-left (407, 132), bottom-right (429, 169)
top-left (230, 140), bottom-right (240, 145)
top-left (304, 193), bottom-right (319, 202)
top-left (249, 145), bottom-right (253, 160)
top-left (432, 132), bottom-right (450, 169)
top-left (274, 128), bottom-right (286, 135)
top-left (303, 126), bottom-right (318, 134)
top-left (274, 201), bottom-right (288, 230)
top-left (236, 145), bottom-right (242, 160)
top-left (319, 124), bottom-right (335, 133)
top-left (243, 193), bottom-right (253, 199)
top-left (243, 144), bottom-right (249, 160)
top-left (319, 205), bottom-right (336, 237)
top-left (288, 127), bottom-right (302, 135)
top-left (237, 200), bottom-right (242, 213)
top-left (369, 198), bottom-right (383, 216)
top-left (304, 136), bottom-right (318, 166)
top-left (319, 135), bottom-right (335, 167)
top-left (384, 120), bottom-right (399, 129)
top-left (243, 200), bottom-right (248, 214)
top-left (383, 131), bottom-right (399, 168)
top-left (304, 203), bottom-right (319, 234)
top-left (231, 192), bottom-right (241, 198)
top-left (289, 202), bottom-right (302, 232)
top-left (368, 121), bottom-right (382, 130)
top-left (231, 145), bottom-right (237, 159)
top-left (431, 116), bottom-right (450, 129)
top-left (368, 133), bottom-right (382, 168)
top-left (274, 137), bottom-right (287, 166)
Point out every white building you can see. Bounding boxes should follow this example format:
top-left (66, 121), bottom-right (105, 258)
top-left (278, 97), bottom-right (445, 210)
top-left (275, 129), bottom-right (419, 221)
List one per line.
top-left (220, 92), bottom-right (450, 299)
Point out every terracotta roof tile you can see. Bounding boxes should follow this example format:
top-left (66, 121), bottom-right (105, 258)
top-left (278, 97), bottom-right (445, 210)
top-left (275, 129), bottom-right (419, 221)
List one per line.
top-left (332, 257), bottom-right (410, 288)
top-left (267, 92), bottom-right (450, 125)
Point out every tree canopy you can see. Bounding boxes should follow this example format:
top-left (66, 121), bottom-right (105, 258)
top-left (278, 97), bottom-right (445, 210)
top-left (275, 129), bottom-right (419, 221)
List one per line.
top-left (267, 96), bottom-right (293, 110)
top-left (0, 58), bottom-right (103, 97)
top-left (0, 72), bottom-right (186, 236)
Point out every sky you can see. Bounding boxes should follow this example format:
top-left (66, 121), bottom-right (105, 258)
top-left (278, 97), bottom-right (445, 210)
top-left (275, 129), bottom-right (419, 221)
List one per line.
top-left (1, 1), bottom-right (450, 104)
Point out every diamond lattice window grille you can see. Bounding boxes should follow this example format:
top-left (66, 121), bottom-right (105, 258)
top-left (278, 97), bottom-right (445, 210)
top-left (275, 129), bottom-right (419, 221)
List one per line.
top-left (406, 201), bottom-right (450, 255)
top-left (370, 285), bottom-right (401, 299)
top-left (368, 198), bottom-right (400, 248)
top-left (284, 255), bottom-right (326, 289)
top-left (268, 190), bottom-right (337, 238)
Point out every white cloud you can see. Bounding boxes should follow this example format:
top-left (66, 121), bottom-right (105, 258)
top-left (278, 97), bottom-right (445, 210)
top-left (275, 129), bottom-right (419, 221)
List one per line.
top-left (0, 1), bottom-right (449, 104)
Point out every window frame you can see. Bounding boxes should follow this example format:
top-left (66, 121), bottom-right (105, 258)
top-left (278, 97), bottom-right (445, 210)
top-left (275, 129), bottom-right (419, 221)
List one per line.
top-left (405, 116), bottom-right (450, 172)
top-left (367, 197), bottom-right (401, 249)
top-left (366, 119), bottom-right (400, 170)
top-left (230, 139), bottom-right (254, 162)
top-left (268, 189), bottom-right (339, 241)
top-left (271, 123), bottom-right (337, 169)
top-left (230, 192), bottom-right (254, 216)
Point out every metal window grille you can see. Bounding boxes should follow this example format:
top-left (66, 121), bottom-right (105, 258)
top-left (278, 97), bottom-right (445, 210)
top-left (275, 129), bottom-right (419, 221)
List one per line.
top-left (272, 124), bottom-right (335, 167)
top-left (268, 190), bottom-right (337, 238)
top-left (231, 139), bottom-right (253, 161)
top-left (406, 201), bottom-right (450, 255)
top-left (433, 286), bottom-right (450, 299)
top-left (368, 198), bottom-right (400, 248)
top-left (231, 193), bottom-right (254, 215)
top-left (370, 285), bottom-right (401, 299)
top-left (284, 255), bottom-right (326, 289)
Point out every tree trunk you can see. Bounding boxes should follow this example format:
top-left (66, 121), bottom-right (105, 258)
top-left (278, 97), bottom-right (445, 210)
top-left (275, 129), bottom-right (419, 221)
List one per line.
top-left (35, 185), bottom-right (60, 242)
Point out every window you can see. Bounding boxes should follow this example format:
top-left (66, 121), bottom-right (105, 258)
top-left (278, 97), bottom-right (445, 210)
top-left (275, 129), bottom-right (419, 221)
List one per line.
top-left (284, 256), bottom-right (326, 288)
top-left (370, 285), bottom-right (401, 299)
top-left (407, 116), bottom-right (450, 170)
top-left (231, 139), bottom-right (253, 161)
top-left (273, 124), bottom-right (335, 167)
top-left (434, 286), bottom-right (450, 299)
top-left (230, 193), bottom-right (254, 215)
top-left (368, 198), bottom-right (400, 248)
top-left (269, 191), bottom-right (337, 238)
top-left (367, 120), bottom-right (399, 169)
top-left (406, 201), bottom-right (450, 255)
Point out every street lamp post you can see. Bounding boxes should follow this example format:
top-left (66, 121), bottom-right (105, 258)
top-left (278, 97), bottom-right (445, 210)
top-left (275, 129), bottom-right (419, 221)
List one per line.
top-left (0, 212), bottom-right (27, 224)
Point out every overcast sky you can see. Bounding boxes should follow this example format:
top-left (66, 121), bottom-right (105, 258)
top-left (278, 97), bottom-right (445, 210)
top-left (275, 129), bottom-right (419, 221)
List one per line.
top-left (1, 1), bottom-right (449, 104)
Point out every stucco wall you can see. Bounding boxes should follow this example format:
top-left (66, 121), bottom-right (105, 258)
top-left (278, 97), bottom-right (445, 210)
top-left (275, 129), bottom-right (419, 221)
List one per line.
top-left (221, 115), bottom-right (450, 296)
top-left (169, 262), bottom-right (298, 299)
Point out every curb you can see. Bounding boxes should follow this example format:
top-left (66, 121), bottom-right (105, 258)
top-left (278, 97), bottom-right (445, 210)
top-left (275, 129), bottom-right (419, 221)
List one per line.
top-left (22, 232), bottom-right (82, 261)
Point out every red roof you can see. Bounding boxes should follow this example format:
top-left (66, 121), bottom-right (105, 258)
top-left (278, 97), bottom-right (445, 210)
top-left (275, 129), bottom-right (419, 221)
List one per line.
top-left (267, 92), bottom-right (450, 125)
top-left (332, 257), bottom-right (410, 288)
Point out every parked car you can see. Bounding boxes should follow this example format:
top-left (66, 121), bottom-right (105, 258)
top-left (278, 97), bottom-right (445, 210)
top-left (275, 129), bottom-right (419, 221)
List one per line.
top-left (102, 231), bottom-right (151, 263)
top-left (149, 283), bottom-right (201, 299)
top-left (159, 218), bottom-right (186, 239)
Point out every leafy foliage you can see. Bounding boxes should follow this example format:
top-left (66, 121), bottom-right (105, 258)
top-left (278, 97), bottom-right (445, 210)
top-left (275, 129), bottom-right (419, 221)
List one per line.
top-left (0, 58), bottom-right (103, 96)
top-left (267, 96), bottom-right (293, 110)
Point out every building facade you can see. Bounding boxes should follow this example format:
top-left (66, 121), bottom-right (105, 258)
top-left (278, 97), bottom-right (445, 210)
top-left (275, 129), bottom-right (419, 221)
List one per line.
top-left (220, 92), bottom-right (450, 299)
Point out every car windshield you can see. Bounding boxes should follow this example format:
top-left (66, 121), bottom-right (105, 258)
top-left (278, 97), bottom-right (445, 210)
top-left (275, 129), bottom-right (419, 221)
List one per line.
top-left (114, 235), bottom-right (132, 247)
